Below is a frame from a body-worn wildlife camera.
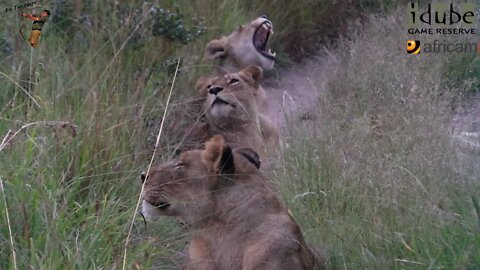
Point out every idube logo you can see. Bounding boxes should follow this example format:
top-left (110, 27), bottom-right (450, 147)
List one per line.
top-left (407, 40), bottom-right (421, 54)
top-left (406, 2), bottom-right (478, 55)
top-left (408, 2), bottom-right (476, 35)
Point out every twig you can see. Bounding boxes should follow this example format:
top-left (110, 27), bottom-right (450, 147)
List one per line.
top-left (0, 130), bottom-right (14, 149)
top-left (121, 60), bottom-right (180, 270)
top-left (396, 165), bottom-right (429, 195)
top-left (0, 121), bottom-right (77, 152)
top-left (0, 177), bottom-right (18, 270)
top-left (29, 45), bottom-right (33, 94)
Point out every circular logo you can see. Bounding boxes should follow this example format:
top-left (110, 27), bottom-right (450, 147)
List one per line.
top-left (407, 40), bottom-right (421, 54)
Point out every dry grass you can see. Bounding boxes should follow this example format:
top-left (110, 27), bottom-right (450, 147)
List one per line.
top-left (0, 1), bottom-right (478, 269)
top-left (274, 9), bottom-right (480, 269)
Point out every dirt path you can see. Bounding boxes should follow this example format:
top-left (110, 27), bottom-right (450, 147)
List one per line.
top-left (263, 51), bottom-right (338, 134)
top-left (263, 51), bottom-right (480, 154)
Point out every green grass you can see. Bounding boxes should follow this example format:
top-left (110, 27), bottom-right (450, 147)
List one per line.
top-left (274, 9), bottom-right (480, 269)
top-left (1, 1), bottom-right (479, 269)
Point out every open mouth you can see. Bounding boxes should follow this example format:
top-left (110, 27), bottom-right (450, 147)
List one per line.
top-left (212, 97), bottom-right (230, 106)
top-left (152, 201), bottom-right (171, 210)
top-left (253, 21), bottom-right (276, 60)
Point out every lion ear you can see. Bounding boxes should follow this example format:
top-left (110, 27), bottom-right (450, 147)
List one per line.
top-left (202, 135), bottom-right (235, 174)
top-left (204, 37), bottom-right (228, 60)
top-left (239, 65), bottom-right (263, 88)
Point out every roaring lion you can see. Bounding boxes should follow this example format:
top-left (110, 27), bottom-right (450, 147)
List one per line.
top-left (201, 16), bottom-right (276, 109)
top-left (204, 15), bottom-right (275, 74)
top-left (141, 135), bottom-right (324, 270)
top-left (184, 65), bottom-right (278, 160)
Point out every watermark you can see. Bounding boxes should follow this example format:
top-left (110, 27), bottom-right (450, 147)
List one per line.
top-left (407, 2), bottom-right (479, 55)
top-left (3, 1), bottom-right (51, 48)
top-left (18, 9), bottom-right (50, 48)
top-left (406, 40), bottom-right (480, 54)
top-left (407, 40), bottom-right (421, 54)
top-left (408, 2), bottom-right (476, 35)
top-left (5, 1), bottom-right (37, 12)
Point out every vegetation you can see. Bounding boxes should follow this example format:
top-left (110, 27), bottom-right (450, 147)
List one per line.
top-left (276, 10), bottom-right (480, 269)
top-left (0, 0), bottom-right (478, 269)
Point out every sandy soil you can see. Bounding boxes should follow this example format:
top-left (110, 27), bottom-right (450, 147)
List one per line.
top-left (263, 51), bottom-right (338, 134)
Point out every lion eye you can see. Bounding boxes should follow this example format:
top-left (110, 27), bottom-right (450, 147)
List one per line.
top-left (174, 161), bottom-right (185, 169)
top-left (228, 78), bottom-right (239, 84)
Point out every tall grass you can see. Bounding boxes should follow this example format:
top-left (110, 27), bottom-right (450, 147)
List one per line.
top-left (1, 0), bottom-right (477, 269)
top-left (276, 10), bottom-right (480, 269)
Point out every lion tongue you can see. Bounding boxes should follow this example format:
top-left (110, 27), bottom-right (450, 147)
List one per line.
top-left (255, 26), bottom-right (269, 50)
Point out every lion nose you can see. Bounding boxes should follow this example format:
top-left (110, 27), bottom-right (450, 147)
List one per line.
top-left (208, 86), bottom-right (224, 95)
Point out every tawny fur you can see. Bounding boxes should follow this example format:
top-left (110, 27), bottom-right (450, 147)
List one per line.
top-left (142, 135), bottom-right (324, 270)
top-left (204, 16), bottom-right (275, 74)
top-left (185, 65), bottom-right (278, 160)
top-left (202, 16), bottom-right (277, 110)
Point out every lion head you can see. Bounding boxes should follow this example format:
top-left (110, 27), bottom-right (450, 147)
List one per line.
top-left (141, 135), bottom-right (261, 224)
top-left (204, 16), bottom-right (275, 73)
top-left (188, 65), bottom-right (278, 159)
top-left (140, 135), bottom-right (324, 269)
top-left (202, 65), bottom-right (264, 128)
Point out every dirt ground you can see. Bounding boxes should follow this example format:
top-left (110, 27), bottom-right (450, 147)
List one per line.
top-left (264, 51), bottom-right (480, 153)
top-left (263, 50), bottom-right (338, 134)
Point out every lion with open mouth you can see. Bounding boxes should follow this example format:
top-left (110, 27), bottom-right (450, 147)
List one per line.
top-left (204, 15), bottom-right (276, 74)
top-left (201, 16), bottom-right (277, 110)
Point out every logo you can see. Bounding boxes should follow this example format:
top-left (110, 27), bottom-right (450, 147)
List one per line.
top-left (409, 40), bottom-right (478, 54)
top-left (407, 40), bottom-right (421, 54)
top-left (407, 2), bottom-right (477, 35)
top-left (18, 9), bottom-right (50, 48)
top-left (4, 1), bottom-right (50, 49)
top-left (406, 2), bottom-right (478, 55)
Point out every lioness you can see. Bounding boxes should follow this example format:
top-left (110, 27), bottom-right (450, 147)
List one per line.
top-left (204, 15), bottom-right (275, 74)
top-left (202, 15), bottom-right (276, 109)
top-left (185, 65), bottom-right (278, 160)
top-left (142, 135), bottom-right (324, 270)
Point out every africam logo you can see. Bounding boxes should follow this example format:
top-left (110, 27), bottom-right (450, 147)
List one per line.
top-left (407, 40), bottom-right (421, 54)
top-left (5, 1), bottom-right (51, 48)
top-left (407, 40), bottom-right (480, 54)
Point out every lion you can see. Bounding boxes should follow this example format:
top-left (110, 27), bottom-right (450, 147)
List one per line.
top-left (204, 15), bottom-right (275, 74)
top-left (141, 135), bottom-right (325, 270)
top-left (183, 65), bottom-right (278, 160)
top-left (201, 15), bottom-right (276, 109)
